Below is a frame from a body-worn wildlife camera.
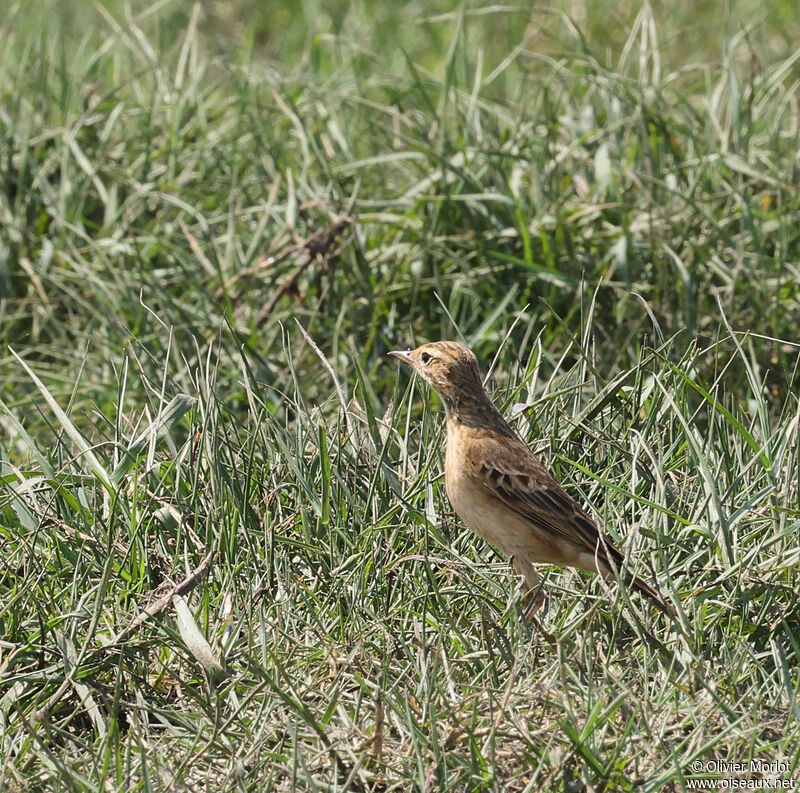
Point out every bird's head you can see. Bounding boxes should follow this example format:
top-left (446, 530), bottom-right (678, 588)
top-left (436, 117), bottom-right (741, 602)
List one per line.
top-left (388, 341), bottom-right (483, 408)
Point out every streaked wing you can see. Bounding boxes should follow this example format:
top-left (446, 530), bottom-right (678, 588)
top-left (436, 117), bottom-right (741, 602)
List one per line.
top-left (468, 433), bottom-right (673, 616)
top-left (474, 435), bottom-right (616, 560)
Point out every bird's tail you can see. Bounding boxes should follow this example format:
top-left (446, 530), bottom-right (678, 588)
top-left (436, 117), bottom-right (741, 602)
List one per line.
top-left (596, 540), bottom-right (676, 618)
top-left (626, 571), bottom-right (676, 619)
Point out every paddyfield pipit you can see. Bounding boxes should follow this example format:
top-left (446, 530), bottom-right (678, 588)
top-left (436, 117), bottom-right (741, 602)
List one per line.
top-left (389, 340), bottom-right (672, 618)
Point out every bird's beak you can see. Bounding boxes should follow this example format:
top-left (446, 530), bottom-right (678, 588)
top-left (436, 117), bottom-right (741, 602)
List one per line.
top-left (388, 349), bottom-right (414, 366)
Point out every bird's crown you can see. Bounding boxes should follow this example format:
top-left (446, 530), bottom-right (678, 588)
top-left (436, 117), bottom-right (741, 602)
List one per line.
top-left (389, 341), bottom-right (483, 403)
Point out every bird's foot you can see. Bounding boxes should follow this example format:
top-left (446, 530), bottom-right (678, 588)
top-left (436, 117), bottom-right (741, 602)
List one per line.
top-left (522, 588), bottom-right (547, 621)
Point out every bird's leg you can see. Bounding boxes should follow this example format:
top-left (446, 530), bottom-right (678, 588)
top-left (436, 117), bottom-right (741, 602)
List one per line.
top-left (523, 589), bottom-right (547, 620)
top-left (512, 557), bottom-right (545, 620)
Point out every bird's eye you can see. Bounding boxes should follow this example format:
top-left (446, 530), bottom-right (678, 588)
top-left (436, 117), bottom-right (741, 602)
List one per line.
top-left (420, 352), bottom-right (432, 364)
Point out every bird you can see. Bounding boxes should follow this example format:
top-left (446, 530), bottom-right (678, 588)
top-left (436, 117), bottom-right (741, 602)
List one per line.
top-left (389, 340), bottom-right (673, 619)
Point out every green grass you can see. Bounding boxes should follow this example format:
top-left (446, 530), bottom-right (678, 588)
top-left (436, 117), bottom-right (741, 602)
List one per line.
top-left (1, 1), bottom-right (799, 790)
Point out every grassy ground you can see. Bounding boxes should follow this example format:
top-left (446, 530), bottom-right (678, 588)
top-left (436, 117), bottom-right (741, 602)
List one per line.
top-left (1, 1), bottom-right (800, 790)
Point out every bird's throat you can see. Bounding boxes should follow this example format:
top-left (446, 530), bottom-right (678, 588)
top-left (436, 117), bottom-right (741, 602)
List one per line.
top-left (443, 388), bottom-right (513, 436)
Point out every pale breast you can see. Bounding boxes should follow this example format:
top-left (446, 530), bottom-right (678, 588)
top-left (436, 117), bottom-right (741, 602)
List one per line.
top-left (445, 425), bottom-right (520, 556)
